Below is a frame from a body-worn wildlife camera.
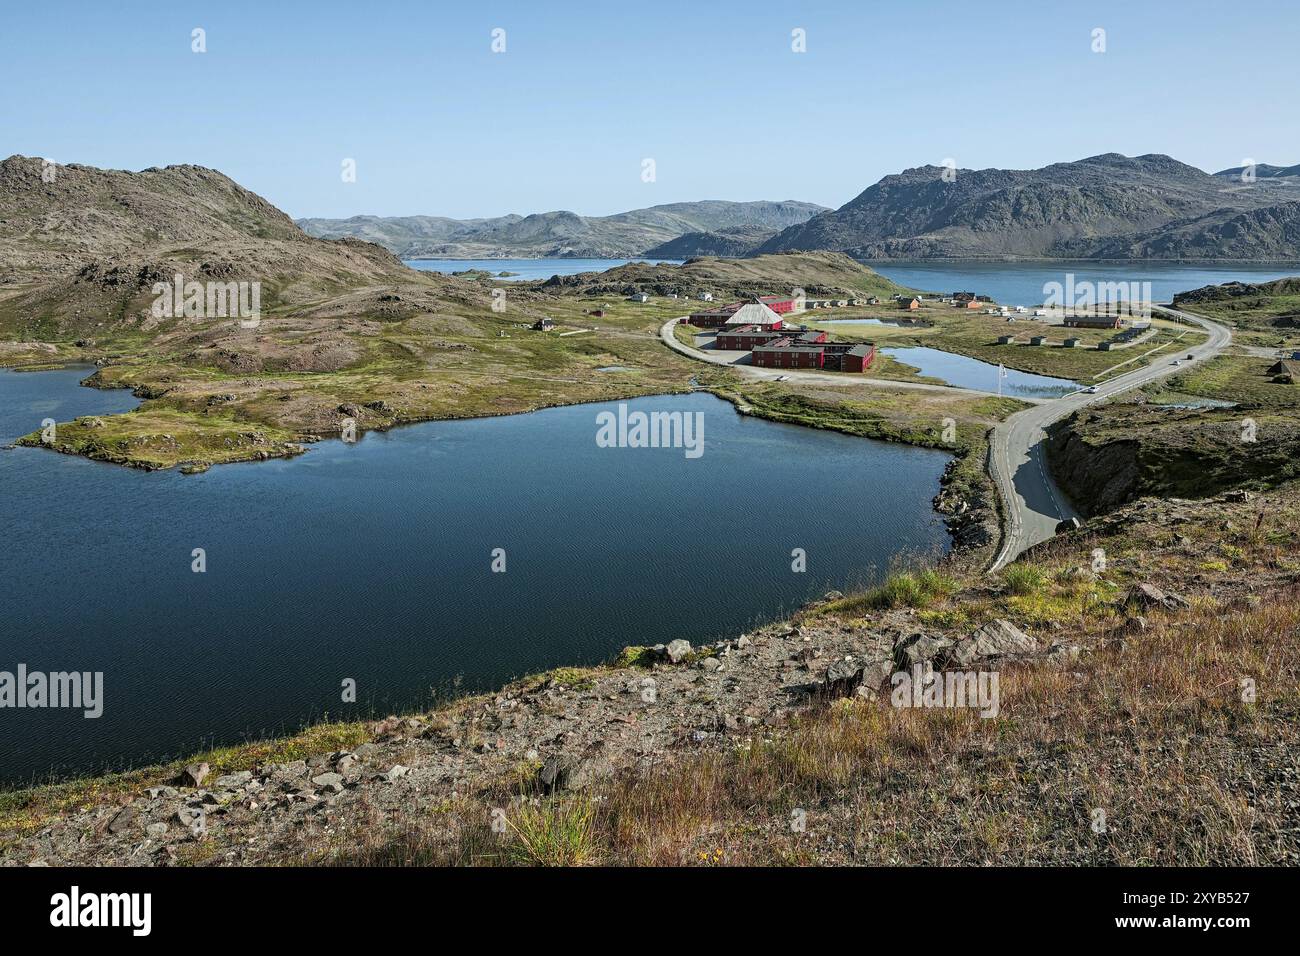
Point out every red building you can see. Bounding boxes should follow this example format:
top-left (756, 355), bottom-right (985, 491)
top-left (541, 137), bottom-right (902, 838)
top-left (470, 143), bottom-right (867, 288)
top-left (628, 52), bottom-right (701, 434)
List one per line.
top-left (688, 306), bottom-right (739, 328)
top-left (752, 339), bottom-right (825, 369)
top-left (1064, 315), bottom-right (1123, 329)
top-left (715, 325), bottom-right (786, 350)
top-left (758, 296), bottom-right (798, 315)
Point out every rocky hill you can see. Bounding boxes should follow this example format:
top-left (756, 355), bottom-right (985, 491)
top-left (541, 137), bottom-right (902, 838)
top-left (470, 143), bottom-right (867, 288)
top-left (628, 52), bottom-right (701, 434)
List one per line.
top-left (758, 153), bottom-right (1300, 260)
top-left (298, 200), bottom-right (826, 259)
top-left (534, 251), bottom-right (911, 300)
top-left (0, 155), bottom-right (424, 340)
top-left (643, 225), bottom-right (777, 258)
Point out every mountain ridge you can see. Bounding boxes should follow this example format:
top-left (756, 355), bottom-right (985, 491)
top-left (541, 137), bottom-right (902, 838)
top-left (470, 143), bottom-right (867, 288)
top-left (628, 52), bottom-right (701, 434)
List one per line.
top-left (758, 153), bottom-right (1300, 260)
top-left (297, 200), bottom-right (827, 259)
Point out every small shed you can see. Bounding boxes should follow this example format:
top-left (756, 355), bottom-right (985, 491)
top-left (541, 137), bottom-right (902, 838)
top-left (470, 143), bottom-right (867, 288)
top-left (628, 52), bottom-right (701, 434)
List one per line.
top-left (1030, 335), bottom-right (1048, 346)
top-left (532, 317), bottom-right (555, 331)
top-left (1063, 337), bottom-right (1081, 348)
top-left (997, 335), bottom-right (1017, 345)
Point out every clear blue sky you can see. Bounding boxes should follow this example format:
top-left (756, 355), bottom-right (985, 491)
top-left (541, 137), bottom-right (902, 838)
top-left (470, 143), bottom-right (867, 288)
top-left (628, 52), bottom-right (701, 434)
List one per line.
top-left (2, 0), bottom-right (1296, 219)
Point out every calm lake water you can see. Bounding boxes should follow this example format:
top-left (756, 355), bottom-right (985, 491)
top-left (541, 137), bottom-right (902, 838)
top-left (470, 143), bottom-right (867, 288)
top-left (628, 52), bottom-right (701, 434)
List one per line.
top-left (0, 370), bottom-right (950, 785)
top-left (882, 346), bottom-right (1078, 398)
top-left (405, 258), bottom-right (685, 281)
top-left (869, 260), bottom-right (1300, 307)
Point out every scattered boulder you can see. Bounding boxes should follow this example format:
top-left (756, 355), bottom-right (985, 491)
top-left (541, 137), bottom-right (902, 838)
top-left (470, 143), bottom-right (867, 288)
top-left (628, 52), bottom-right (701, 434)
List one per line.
top-left (537, 757), bottom-right (567, 794)
top-left (892, 632), bottom-right (954, 670)
top-left (107, 805), bottom-right (135, 835)
top-left (821, 658), bottom-right (866, 699)
top-left (213, 770), bottom-right (252, 790)
top-left (536, 744), bottom-right (615, 793)
top-left (179, 762), bottom-right (209, 788)
top-left (941, 619), bottom-right (1038, 667)
top-left (1125, 582), bottom-right (1191, 611)
top-left (310, 772), bottom-right (344, 793)
top-left (665, 639), bottom-right (692, 664)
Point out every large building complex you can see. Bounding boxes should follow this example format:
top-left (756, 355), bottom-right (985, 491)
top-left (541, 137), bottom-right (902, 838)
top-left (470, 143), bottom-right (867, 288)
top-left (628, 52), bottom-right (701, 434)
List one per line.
top-left (686, 299), bottom-right (876, 373)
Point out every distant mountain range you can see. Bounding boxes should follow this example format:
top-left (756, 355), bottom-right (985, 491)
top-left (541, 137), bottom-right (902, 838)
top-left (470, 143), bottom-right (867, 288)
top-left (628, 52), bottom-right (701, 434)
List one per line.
top-left (296, 201), bottom-right (827, 260)
top-left (300, 155), bottom-right (1300, 262)
top-left (758, 154), bottom-right (1300, 260)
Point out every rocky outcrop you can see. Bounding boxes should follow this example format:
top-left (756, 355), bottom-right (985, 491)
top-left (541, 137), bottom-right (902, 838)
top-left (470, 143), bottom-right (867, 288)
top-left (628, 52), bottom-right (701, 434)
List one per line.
top-left (1046, 403), bottom-right (1300, 516)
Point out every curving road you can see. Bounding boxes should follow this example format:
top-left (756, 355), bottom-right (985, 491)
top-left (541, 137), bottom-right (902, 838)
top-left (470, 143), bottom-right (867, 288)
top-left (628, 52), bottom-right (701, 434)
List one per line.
top-left (987, 305), bottom-right (1233, 570)
top-left (655, 308), bottom-right (1232, 572)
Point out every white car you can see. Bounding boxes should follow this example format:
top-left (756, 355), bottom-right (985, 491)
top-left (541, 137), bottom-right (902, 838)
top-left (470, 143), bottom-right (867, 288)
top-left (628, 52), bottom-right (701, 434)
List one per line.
top-left (1172, 360), bottom-right (1182, 366)
top-left (1084, 386), bottom-right (1099, 394)
top-left (775, 375), bottom-right (790, 382)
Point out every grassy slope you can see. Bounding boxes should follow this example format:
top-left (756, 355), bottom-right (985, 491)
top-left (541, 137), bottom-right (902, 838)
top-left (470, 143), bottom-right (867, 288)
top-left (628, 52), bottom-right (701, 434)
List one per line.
top-left (337, 486), bottom-right (1299, 866)
top-left (1173, 276), bottom-right (1300, 349)
top-left (1166, 353), bottom-right (1300, 406)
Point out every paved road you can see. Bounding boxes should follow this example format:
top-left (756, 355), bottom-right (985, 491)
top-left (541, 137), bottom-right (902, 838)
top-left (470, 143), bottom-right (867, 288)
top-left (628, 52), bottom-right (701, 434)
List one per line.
top-left (657, 317), bottom-right (1044, 402)
top-left (987, 305), bottom-right (1233, 570)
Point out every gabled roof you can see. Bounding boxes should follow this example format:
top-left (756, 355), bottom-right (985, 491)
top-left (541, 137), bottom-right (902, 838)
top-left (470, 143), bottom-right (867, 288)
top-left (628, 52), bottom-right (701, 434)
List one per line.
top-left (724, 301), bottom-right (783, 325)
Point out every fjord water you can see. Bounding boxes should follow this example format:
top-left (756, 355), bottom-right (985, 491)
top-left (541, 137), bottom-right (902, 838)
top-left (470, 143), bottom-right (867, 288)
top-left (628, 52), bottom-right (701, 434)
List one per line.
top-left (405, 257), bottom-right (1299, 299)
top-left (0, 370), bottom-right (950, 784)
top-left (869, 260), bottom-right (1300, 306)
top-left (405, 258), bottom-right (685, 281)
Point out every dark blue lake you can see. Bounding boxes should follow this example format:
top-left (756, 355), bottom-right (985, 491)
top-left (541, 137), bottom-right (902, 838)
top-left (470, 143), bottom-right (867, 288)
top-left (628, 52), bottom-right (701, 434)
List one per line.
top-left (0, 368), bottom-right (950, 785)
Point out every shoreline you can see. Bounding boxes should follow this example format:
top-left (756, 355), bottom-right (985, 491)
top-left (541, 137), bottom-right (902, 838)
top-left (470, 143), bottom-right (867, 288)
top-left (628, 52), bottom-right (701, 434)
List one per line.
top-left (401, 254), bottom-right (1300, 265)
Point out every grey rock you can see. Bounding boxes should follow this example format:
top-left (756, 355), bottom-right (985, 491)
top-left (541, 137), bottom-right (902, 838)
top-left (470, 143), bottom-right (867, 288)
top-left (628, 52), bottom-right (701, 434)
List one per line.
top-left (700, 657), bottom-right (722, 672)
top-left (107, 806), bottom-right (135, 835)
top-left (537, 756), bottom-right (567, 793)
top-left (335, 754), bottom-right (358, 776)
top-left (1126, 582), bottom-right (1191, 611)
top-left (179, 762), bottom-right (209, 788)
top-left (893, 632), bottom-right (955, 670)
top-left (146, 822), bottom-right (169, 839)
top-left (665, 639), bottom-right (692, 664)
top-left (213, 771), bottom-right (252, 789)
top-left (384, 764), bottom-right (409, 781)
top-left (822, 658), bottom-right (865, 699)
top-left (942, 619), bottom-right (1038, 667)
top-left (310, 772), bottom-right (344, 792)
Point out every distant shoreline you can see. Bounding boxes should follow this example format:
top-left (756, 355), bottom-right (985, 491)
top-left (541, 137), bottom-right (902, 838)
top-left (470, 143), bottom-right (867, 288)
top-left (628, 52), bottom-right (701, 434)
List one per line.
top-left (401, 254), bottom-right (1300, 266)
